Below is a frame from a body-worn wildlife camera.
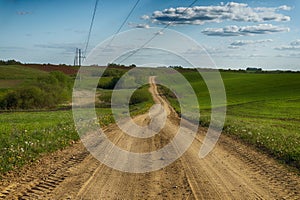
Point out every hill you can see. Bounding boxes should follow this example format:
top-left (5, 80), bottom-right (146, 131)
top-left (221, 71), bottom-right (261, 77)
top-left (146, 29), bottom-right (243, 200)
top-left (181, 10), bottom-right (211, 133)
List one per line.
top-left (0, 65), bottom-right (48, 97)
top-left (162, 70), bottom-right (300, 168)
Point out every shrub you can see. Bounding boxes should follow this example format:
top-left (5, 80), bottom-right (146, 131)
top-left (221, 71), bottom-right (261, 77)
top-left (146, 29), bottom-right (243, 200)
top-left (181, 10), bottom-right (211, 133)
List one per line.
top-left (97, 77), bottom-right (120, 89)
top-left (129, 89), bottom-right (149, 105)
top-left (0, 71), bottom-right (72, 110)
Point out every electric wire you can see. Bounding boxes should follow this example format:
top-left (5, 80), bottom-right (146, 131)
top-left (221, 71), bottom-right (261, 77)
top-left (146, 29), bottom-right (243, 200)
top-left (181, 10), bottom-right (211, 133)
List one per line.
top-left (83, 0), bottom-right (100, 60)
top-left (118, 0), bottom-right (199, 64)
top-left (104, 0), bottom-right (141, 49)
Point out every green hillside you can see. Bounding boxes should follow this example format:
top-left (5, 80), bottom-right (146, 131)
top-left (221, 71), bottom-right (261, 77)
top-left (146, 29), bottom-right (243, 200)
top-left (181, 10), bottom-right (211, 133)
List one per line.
top-left (181, 71), bottom-right (300, 108)
top-left (0, 65), bottom-right (47, 97)
top-left (164, 70), bottom-right (300, 168)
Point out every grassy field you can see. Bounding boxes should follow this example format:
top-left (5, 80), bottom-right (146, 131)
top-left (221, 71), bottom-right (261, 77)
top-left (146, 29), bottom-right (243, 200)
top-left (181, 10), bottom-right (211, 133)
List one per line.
top-left (0, 65), bottom-right (154, 174)
top-left (0, 110), bottom-right (76, 173)
top-left (0, 108), bottom-right (121, 174)
top-left (0, 65), bottom-right (47, 98)
top-left (0, 65), bottom-right (47, 80)
top-left (1, 64), bottom-right (299, 173)
top-left (160, 70), bottom-right (300, 168)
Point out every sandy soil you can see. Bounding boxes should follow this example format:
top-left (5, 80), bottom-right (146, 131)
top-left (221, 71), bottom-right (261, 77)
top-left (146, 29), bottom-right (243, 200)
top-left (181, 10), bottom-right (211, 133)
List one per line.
top-left (0, 76), bottom-right (299, 200)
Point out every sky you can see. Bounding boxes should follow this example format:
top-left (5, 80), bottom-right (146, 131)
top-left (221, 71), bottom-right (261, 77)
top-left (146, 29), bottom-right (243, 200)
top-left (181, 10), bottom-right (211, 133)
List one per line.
top-left (0, 0), bottom-right (300, 70)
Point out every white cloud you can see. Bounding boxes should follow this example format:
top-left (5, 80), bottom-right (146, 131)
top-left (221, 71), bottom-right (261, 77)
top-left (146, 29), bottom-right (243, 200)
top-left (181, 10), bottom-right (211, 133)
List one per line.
top-left (277, 53), bottom-right (300, 58)
top-left (275, 40), bottom-right (300, 51)
top-left (278, 5), bottom-right (292, 11)
top-left (275, 46), bottom-right (300, 51)
top-left (202, 24), bottom-right (289, 37)
top-left (291, 39), bottom-right (300, 46)
top-left (35, 43), bottom-right (82, 54)
top-left (249, 54), bottom-right (267, 58)
top-left (149, 2), bottom-right (291, 25)
top-left (228, 45), bottom-right (239, 49)
top-left (128, 22), bottom-right (150, 29)
top-left (230, 39), bottom-right (273, 46)
top-left (254, 5), bottom-right (292, 12)
top-left (141, 15), bottom-right (150, 20)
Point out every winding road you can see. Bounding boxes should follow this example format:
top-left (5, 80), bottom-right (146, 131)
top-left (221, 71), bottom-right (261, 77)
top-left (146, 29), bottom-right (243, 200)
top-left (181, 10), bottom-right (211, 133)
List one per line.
top-left (0, 76), bottom-right (299, 200)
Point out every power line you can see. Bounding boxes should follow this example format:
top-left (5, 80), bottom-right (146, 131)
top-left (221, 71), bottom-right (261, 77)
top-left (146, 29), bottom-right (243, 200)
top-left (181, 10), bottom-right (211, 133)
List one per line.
top-left (105, 0), bottom-right (141, 49)
top-left (83, 0), bottom-right (100, 59)
top-left (79, 0), bottom-right (140, 64)
top-left (118, 0), bottom-right (199, 64)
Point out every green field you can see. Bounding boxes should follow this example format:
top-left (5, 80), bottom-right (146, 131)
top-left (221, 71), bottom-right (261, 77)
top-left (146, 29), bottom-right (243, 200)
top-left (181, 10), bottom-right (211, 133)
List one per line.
top-left (0, 107), bottom-right (121, 174)
top-left (0, 65), bottom-right (47, 98)
top-left (1, 64), bottom-right (299, 173)
top-left (0, 65), bottom-right (154, 174)
top-left (160, 70), bottom-right (300, 168)
top-left (0, 110), bottom-right (76, 173)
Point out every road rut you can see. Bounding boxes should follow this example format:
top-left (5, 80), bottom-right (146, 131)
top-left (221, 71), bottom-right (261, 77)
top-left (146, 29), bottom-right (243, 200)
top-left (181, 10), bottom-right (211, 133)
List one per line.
top-left (0, 76), bottom-right (299, 199)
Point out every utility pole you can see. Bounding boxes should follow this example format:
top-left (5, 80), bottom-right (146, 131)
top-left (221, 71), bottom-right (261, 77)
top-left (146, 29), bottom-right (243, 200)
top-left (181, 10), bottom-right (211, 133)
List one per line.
top-left (74, 48), bottom-right (78, 66)
top-left (74, 48), bottom-right (83, 67)
top-left (78, 49), bottom-right (81, 67)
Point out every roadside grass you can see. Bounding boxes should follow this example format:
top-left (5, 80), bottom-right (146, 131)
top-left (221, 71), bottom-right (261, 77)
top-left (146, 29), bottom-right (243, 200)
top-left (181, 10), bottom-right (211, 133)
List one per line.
top-left (0, 107), bottom-right (123, 175)
top-left (161, 71), bottom-right (300, 168)
top-left (0, 111), bottom-right (77, 174)
top-left (200, 99), bottom-right (300, 168)
top-left (0, 78), bottom-right (154, 175)
top-left (0, 65), bottom-right (127, 174)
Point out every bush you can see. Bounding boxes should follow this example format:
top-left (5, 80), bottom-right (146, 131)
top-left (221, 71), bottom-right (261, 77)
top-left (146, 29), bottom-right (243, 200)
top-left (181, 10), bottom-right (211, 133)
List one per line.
top-left (97, 77), bottom-right (120, 89)
top-left (0, 59), bottom-right (22, 65)
top-left (102, 68), bottom-right (125, 77)
top-left (129, 87), bottom-right (152, 105)
top-left (0, 71), bottom-right (72, 110)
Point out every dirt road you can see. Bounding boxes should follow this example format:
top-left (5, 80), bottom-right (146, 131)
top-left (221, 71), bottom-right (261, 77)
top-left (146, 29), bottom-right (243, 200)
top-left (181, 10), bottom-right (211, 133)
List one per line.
top-left (0, 76), bottom-right (299, 199)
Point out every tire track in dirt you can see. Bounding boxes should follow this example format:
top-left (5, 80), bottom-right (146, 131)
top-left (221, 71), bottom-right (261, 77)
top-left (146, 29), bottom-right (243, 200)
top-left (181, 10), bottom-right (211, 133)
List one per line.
top-left (217, 134), bottom-right (300, 199)
top-left (0, 142), bottom-right (90, 200)
top-left (0, 76), bottom-right (299, 199)
top-left (17, 151), bottom-right (89, 200)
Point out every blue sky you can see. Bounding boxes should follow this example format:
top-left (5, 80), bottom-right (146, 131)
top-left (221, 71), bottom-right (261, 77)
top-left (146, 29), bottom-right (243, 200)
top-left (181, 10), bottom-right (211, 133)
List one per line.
top-left (0, 0), bottom-right (299, 70)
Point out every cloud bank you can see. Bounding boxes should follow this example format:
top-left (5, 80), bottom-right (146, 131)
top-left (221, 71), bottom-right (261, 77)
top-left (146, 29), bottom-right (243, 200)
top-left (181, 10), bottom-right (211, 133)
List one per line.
top-left (147, 2), bottom-right (291, 25)
top-left (275, 39), bottom-right (300, 51)
top-left (35, 43), bottom-right (83, 54)
top-left (230, 39), bottom-right (273, 46)
top-left (202, 24), bottom-right (289, 37)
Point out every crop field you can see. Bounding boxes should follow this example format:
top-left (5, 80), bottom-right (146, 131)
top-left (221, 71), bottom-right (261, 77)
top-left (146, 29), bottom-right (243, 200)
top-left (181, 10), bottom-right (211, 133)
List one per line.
top-left (163, 70), bottom-right (300, 168)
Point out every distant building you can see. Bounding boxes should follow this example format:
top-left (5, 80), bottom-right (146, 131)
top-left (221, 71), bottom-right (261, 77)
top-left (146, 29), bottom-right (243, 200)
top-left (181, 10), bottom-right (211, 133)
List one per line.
top-left (246, 67), bottom-right (262, 72)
